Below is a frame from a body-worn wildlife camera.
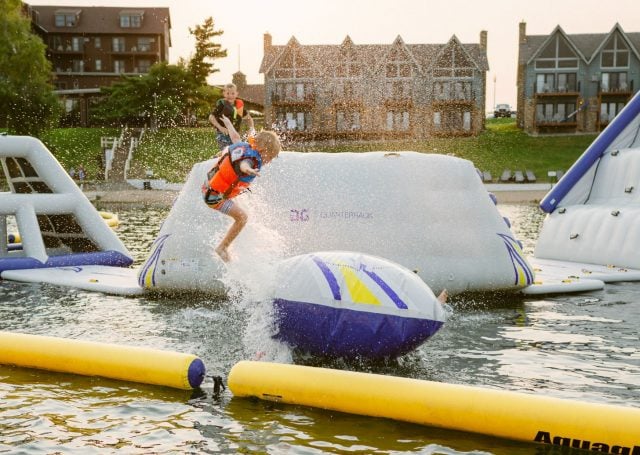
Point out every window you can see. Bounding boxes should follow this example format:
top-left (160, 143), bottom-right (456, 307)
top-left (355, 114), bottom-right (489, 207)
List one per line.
top-left (536, 102), bottom-right (576, 123)
top-left (137, 59), bottom-right (151, 73)
top-left (600, 102), bottom-right (626, 123)
top-left (276, 111), bottom-right (311, 131)
top-left (72, 60), bottom-right (84, 72)
top-left (95, 59), bottom-right (102, 71)
top-left (55, 12), bottom-right (78, 27)
top-left (52, 36), bottom-right (62, 51)
top-left (463, 112), bottom-right (471, 131)
top-left (433, 112), bottom-right (442, 129)
top-left (536, 73), bottom-right (555, 93)
top-left (120, 13), bottom-right (142, 28)
top-left (137, 37), bottom-right (152, 52)
top-left (71, 37), bottom-right (82, 52)
top-left (94, 37), bottom-right (101, 49)
top-left (601, 34), bottom-right (629, 68)
top-left (114, 60), bottom-right (125, 73)
top-left (386, 81), bottom-right (411, 98)
top-left (64, 98), bottom-right (79, 113)
top-left (112, 37), bottom-right (125, 52)
top-left (602, 72), bottom-right (629, 92)
top-left (534, 34), bottom-right (578, 70)
top-left (336, 111), bottom-right (361, 131)
top-left (386, 111), bottom-right (409, 131)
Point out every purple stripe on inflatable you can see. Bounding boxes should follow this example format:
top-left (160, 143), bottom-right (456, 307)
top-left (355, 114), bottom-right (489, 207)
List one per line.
top-left (273, 298), bottom-right (443, 359)
top-left (361, 266), bottom-right (408, 309)
top-left (540, 90), bottom-right (640, 213)
top-left (311, 256), bottom-right (341, 301)
top-left (0, 251), bottom-right (132, 273)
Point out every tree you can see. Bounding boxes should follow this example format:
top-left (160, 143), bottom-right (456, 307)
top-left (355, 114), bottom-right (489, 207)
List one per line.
top-left (93, 62), bottom-right (207, 127)
top-left (187, 17), bottom-right (227, 85)
top-left (0, 0), bottom-right (60, 134)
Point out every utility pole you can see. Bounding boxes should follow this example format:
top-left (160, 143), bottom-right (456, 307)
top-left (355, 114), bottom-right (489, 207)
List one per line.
top-left (493, 75), bottom-right (497, 109)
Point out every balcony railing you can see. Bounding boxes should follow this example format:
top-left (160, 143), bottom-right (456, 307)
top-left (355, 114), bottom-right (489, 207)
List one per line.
top-left (271, 94), bottom-right (315, 105)
top-left (599, 80), bottom-right (633, 94)
top-left (50, 45), bottom-right (84, 54)
top-left (534, 81), bottom-right (580, 95)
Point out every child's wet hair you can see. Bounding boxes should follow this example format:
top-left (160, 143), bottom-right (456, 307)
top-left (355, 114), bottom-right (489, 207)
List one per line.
top-left (255, 131), bottom-right (282, 156)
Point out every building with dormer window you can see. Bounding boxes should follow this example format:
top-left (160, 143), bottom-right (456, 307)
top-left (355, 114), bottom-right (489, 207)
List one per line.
top-left (24, 3), bottom-right (171, 126)
top-left (517, 22), bottom-right (640, 135)
top-left (260, 32), bottom-right (488, 141)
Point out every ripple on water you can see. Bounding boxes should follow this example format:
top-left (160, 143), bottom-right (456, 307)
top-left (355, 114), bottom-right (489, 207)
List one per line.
top-left (1, 205), bottom-right (639, 454)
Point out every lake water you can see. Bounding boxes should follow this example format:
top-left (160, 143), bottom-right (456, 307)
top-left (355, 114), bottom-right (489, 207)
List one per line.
top-left (1, 203), bottom-right (639, 454)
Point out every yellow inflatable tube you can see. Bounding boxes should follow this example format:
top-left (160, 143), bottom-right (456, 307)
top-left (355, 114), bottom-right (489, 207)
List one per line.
top-left (0, 331), bottom-right (205, 390)
top-left (99, 211), bottom-right (119, 228)
top-left (229, 361), bottom-right (640, 452)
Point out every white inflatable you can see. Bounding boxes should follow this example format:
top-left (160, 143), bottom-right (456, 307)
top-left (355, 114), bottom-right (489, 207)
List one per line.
top-left (0, 135), bottom-right (133, 275)
top-left (271, 251), bottom-right (446, 359)
top-left (138, 152), bottom-right (534, 295)
top-left (536, 91), bottom-right (640, 274)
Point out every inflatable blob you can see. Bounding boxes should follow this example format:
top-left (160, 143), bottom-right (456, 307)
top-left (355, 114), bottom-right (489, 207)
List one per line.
top-left (0, 136), bottom-right (132, 272)
top-left (0, 331), bottom-right (205, 389)
top-left (139, 152), bottom-right (533, 295)
top-left (229, 361), bottom-right (640, 452)
top-left (271, 251), bottom-right (446, 358)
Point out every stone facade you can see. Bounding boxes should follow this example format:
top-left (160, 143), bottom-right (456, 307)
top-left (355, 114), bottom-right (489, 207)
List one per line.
top-left (260, 33), bottom-right (489, 141)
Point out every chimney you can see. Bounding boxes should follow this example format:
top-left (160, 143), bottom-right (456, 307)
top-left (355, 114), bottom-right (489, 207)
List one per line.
top-left (264, 32), bottom-right (272, 53)
top-left (519, 22), bottom-right (527, 44)
top-left (480, 30), bottom-right (487, 51)
top-left (232, 71), bottom-right (247, 91)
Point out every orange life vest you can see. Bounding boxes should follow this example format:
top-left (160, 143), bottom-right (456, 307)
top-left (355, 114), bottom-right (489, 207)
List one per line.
top-left (202, 142), bottom-right (262, 206)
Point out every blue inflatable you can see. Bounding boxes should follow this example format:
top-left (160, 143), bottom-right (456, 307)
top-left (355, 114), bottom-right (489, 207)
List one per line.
top-left (271, 251), bottom-right (447, 359)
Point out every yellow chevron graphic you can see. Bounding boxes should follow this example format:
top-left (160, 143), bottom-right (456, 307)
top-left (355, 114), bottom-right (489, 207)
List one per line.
top-left (337, 262), bottom-right (381, 305)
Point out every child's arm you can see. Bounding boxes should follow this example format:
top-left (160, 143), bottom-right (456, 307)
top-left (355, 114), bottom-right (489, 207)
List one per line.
top-left (209, 114), bottom-right (227, 134)
top-left (239, 159), bottom-right (259, 176)
top-left (220, 115), bottom-right (241, 144)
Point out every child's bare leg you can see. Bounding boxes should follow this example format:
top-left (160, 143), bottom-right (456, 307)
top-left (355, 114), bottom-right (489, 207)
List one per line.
top-left (215, 204), bottom-right (248, 262)
top-left (437, 289), bottom-right (448, 304)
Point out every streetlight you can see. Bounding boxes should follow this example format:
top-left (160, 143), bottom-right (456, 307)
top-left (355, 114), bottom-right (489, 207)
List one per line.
top-left (493, 75), bottom-right (497, 110)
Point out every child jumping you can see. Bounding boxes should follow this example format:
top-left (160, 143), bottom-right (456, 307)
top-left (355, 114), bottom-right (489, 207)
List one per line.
top-left (202, 115), bottom-right (281, 262)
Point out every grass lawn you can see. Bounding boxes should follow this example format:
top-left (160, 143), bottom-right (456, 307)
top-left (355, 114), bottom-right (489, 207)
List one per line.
top-left (28, 119), bottom-right (596, 183)
top-left (38, 127), bottom-right (119, 180)
top-left (301, 118), bottom-right (596, 183)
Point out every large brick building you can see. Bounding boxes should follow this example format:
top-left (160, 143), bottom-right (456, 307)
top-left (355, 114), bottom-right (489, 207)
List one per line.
top-left (25, 3), bottom-right (171, 125)
top-left (260, 32), bottom-right (489, 141)
top-left (517, 22), bottom-right (640, 134)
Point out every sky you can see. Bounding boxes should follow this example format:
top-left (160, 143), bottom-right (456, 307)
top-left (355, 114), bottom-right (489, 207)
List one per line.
top-left (31, 0), bottom-right (640, 111)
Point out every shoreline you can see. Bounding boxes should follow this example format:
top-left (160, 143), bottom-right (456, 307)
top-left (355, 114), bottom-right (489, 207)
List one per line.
top-left (85, 183), bottom-right (551, 209)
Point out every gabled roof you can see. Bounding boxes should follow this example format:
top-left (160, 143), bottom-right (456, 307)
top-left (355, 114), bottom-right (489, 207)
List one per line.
top-left (521, 24), bottom-right (640, 66)
top-left (526, 25), bottom-right (588, 66)
top-left (587, 23), bottom-right (640, 64)
top-left (423, 34), bottom-right (489, 72)
top-left (373, 35), bottom-right (425, 76)
top-left (260, 35), bottom-right (489, 76)
top-left (26, 4), bottom-right (171, 35)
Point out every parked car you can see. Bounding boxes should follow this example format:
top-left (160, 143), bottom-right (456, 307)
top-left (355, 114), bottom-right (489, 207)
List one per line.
top-left (494, 104), bottom-right (512, 118)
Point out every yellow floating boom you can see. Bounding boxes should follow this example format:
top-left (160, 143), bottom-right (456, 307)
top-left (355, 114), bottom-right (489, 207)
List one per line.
top-left (0, 331), bottom-right (205, 390)
top-left (229, 361), bottom-right (640, 452)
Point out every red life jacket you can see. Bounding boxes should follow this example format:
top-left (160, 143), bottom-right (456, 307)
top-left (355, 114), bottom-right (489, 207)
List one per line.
top-left (202, 142), bottom-right (262, 205)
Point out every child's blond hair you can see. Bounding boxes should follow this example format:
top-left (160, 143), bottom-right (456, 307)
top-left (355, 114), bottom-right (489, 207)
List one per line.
top-left (224, 83), bottom-right (237, 91)
top-left (254, 131), bottom-right (281, 158)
